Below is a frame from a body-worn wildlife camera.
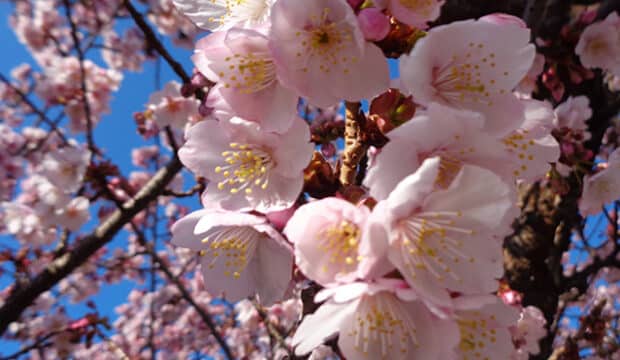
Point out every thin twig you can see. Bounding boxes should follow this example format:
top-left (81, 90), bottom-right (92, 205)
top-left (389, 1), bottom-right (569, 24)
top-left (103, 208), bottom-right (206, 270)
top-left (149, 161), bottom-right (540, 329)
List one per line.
top-left (131, 224), bottom-right (234, 360)
top-left (62, 0), bottom-right (96, 158)
top-left (123, 0), bottom-right (191, 84)
top-left (0, 73), bottom-right (68, 145)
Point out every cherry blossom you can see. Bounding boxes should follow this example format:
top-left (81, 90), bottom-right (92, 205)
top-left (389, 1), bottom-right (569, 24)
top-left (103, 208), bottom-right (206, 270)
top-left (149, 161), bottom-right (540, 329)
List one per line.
top-left (444, 297), bottom-right (520, 359)
top-left (292, 279), bottom-right (459, 359)
top-left (178, 117), bottom-right (313, 212)
top-left (357, 7), bottom-right (391, 41)
top-left (516, 53), bottom-right (545, 96)
top-left (173, 0), bottom-right (274, 31)
top-left (284, 197), bottom-right (389, 286)
top-left (554, 95), bottom-right (592, 132)
top-left (146, 81), bottom-right (200, 129)
top-left (39, 146), bottom-right (90, 193)
top-left (54, 196), bottom-right (90, 232)
top-left (1, 1), bottom-right (619, 358)
top-left (400, 16), bottom-right (536, 135)
top-left (364, 103), bottom-right (507, 200)
top-left (511, 306), bottom-right (547, 359)
top-left (193, 27), bottom-right (298, 132)
top-left (580, 148), bottom-right (620, 215)
top-left (575, 12), bottom-right (620, 76)
top-left (171, 208), bottom-right (293, 305)
top-left (269, 0), bottom-right (390, 108)
top-left (500, 99), bottom-right (560, 181)
top-left (367, 157), bottom-right (515, 306)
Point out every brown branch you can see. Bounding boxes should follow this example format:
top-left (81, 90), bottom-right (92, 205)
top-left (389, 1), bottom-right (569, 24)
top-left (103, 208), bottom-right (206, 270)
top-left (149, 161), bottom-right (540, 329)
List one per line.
top-left (0, 156), bottom-right (183, 336)
top-left (339, 102), bottom-right (367, 187)
top-left (123, 0), bottom-right (191, 84)
top-left (162, 180), bottom-right (206, 198)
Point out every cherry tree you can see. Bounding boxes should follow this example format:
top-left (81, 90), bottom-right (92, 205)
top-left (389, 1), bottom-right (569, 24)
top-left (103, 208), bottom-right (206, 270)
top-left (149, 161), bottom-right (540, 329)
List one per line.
top-left (0, 0), bottom-right (619, 359)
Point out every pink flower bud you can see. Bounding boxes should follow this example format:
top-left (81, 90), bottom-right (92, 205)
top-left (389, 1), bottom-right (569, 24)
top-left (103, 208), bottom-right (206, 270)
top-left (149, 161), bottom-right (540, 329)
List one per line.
top-left (560, 142), bottom-right (575, 156)
top-left (479, 13), bottom-right (527, 28)
top-left (357, 8), bottom-right (390, 41)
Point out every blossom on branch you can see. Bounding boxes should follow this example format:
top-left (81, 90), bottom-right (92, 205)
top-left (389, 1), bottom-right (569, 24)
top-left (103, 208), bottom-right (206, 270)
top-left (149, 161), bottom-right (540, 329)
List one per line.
top-left (179, 117), bottom-right (313, 212)
top-left (171, 208), bottom-right (293, 305)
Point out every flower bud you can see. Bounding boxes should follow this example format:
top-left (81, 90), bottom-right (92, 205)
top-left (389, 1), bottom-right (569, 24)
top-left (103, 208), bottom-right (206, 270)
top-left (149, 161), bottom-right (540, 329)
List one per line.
top-left (357, 8), bottom-right (390, 41)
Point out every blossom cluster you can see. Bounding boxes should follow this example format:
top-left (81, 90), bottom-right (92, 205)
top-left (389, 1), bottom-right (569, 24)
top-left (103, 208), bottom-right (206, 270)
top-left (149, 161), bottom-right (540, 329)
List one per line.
top-left (168, 0), bottom-right (565, 358)
top-left (2, 0), bottom-right (620, 358)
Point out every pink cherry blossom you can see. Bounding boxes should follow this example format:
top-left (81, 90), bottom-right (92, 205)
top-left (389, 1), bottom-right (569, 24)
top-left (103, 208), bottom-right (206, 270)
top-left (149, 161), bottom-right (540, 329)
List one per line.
top-left (173, 0), bottom-right (274, 31)
top-left (554, 95), bottom-right (592, 132)
top-left (499, 99), bottom-right (560, 181)
top-left (575, 12), bottom-right (620, 76)
top-left (55, 196), bottom-right (90, 232)
top-left (292, 279), bottom-right (459, 359)
top-left (367, 157), bottom-right (515, 307)
top-left (443, 297), bottom-right (520, 359)
top-left (35, 57), bottom-right (122, 133)
top-left (385, 0), bottom-right (444, 29)
top-left (269, 0), bottom-right (390, 108)
top-left (39, 146), bottom-right (90, 193)
top-left (364, 103), bottom-right (507, 200)
top-left (146, 81), bottom-right (200, 129)
top-left (0, 202), bottom-right (56, 245)
top-left (178, 117), bottom-right (313, 212)
top-left (101, 28), bottom-right (146, 72)
top-left (193, 27), bottom-right (298, 132)
top-left (284, 197), bottom-right (389, 286)
top-left (511, 306), bottom-right (547, 358)
top-left (580, 148), bottom-right (620, 215)
top-left (400, 17), bottom-right (536, 135)
top-left (171, 208), bottom-right (293, 305)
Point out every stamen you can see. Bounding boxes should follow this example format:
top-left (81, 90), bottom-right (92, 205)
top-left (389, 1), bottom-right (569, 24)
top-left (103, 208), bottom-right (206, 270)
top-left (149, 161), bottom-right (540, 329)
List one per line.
top-left (215, 142), bottom-right (273, 194)
top-left (317, 220), bottom-right (360, 274)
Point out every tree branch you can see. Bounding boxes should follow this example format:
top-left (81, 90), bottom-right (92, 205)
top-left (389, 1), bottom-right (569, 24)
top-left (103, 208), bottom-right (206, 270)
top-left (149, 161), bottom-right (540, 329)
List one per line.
top-left (0, 156), bottom-right (183, 336)
top-left (123, 0), bottom-right (191, 84)
top-left (339, 101), bottom-right (366, 187)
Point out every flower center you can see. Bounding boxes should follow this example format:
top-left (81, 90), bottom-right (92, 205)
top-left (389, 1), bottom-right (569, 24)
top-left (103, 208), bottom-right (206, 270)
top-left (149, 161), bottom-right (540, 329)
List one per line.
top-left (502, 131), bottom-right (536, 178)
top-left (347, 293), bottom-right (419, 356)
top-left (200, 226), bottom-right (259, 279)
top-left (457, 313), bottom-right (498, 356)
top-left (296, 7), bottom-right (356, 74)
top-left (317, 220), bottom-right (361, 274)
top-left (588, 39), bottom-right (608, 55)
top-left (432, 44), bottom-right (508, 107)
top-left (221, 52), bottom-right (277, 94)
top-left (397, 211), bottom-right (475, 282)
top-left (215, 142), bottom-right (273, 194)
